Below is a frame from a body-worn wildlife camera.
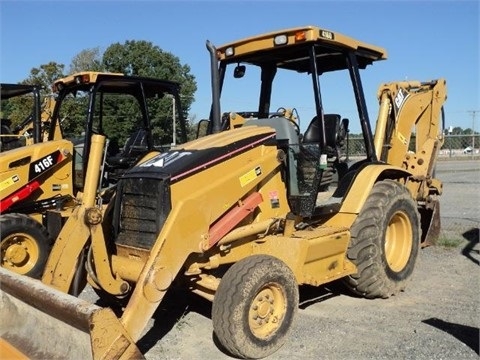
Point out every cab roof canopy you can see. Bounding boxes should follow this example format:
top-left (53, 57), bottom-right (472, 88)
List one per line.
top-left (216, 25), bottom-right (387, 73)
top-left (53, 71), bottom-right (180, 97)
top-left (1, 84), bottom-right (40, 99)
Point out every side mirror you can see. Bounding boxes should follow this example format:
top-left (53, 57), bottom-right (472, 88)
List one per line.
top-left (234, 65), bottom-right (246, 78)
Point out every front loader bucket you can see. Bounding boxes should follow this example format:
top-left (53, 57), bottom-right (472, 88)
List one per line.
top-left (419, 199), bottom-right (441, 247)
top-left (0, 267), bottom-right (144, 360)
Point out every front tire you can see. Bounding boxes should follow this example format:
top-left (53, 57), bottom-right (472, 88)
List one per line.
top-left (212, 255), bottom-right (299, 359)
top-left (0, 213), bottom-right (52, 278)
top-left (344, 179), bottom-right (420, 298)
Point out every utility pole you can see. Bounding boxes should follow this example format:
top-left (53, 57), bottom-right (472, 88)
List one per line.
top-left (467, 110), bottom-right (479, 154)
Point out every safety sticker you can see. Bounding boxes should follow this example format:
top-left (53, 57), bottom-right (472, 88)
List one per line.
top-left (140, 151), bottom-right (192, 168)
top-left (269, 190), bottom-right (280, 208)
top-left (397, 131), bottom-right (408, 146)
top-left (239, 166), bottom-right (262, 187)
top-left (52, 184), bottom-right (69, 191)
top-left (0, 175), bottom-right (19, 192)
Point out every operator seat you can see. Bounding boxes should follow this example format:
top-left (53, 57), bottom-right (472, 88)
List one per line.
top-left (107, 128), bottom-right (150, 183)
top-left (300, 114), bottom-right (348, 193)
top-left (303, 114), bottom-right (342, 150)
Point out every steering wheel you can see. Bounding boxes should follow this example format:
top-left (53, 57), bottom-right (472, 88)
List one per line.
top-left (272, 107), bottom-right (300, 134)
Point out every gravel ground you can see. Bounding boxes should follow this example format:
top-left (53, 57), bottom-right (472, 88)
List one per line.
top-left (130, 242), bottom-right (478, 360)
top-left (77, 159), bottom-right (480, 359)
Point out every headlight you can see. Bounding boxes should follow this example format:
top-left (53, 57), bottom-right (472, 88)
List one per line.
top-left (225, 47), bottom-right (234, 57)
top-left (274, 34), bottom-right (288, 46)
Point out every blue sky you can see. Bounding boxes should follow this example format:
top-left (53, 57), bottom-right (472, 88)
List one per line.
top-left (1, 0), bottom-right (479, 133)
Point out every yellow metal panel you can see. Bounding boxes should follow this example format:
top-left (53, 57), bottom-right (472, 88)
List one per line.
top-left (0, 338), bottom-right (29, 360)
top-left (338, 164), bottom-right (409, 214)
top-left (179, 125), bottom-right (274, 151)
top-left (0, 139), bottom-right (74, 201)
top-left (53, 71), bottom-right (123, 88)
top-left (217, 25), bottom-right (387, 60)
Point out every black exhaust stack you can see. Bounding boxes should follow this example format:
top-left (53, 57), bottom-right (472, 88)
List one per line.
top-left (206, 40), bottom-right (221, 134)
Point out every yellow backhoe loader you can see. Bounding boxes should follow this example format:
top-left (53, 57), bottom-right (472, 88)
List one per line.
top-left (0, 25), bottom-right (446, 359)
top-left (0, 83), bottom-right (57, 151)
top-left (0, 72), bottom-right (187, 278)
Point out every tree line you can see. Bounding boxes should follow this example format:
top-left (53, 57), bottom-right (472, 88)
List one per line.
top-left (1, 40), bottom-right (198, 144)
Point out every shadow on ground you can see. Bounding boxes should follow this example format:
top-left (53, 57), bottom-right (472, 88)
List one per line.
top-left (136, 288), bottom-right (203, 354)
top-left (423, 317), bottom-right (479, 355)
top-left (136, 280), bottom-right (347, 354)
top-left (462, 227), bottom-right (479, 265)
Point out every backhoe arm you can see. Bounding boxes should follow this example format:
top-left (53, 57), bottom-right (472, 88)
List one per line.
top-left (373, 79), bottom-right (447, 246)
top-left (373, 79), bottom-right (447, 198)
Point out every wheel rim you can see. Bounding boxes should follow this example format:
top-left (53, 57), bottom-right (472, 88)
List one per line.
top-left (384, 210), bottom-right (413, 272)
top-left (248, 283), bottom-right (286, 339)
top-left (1, 233), bottom-right (39, 274)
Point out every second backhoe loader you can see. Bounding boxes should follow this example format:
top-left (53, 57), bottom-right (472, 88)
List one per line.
top-left (0, 72), bottom-right (187, 277)
top-left (0, 25), bottom-right (446, 359)
top-left (1, 83), bottom-right (48, 151)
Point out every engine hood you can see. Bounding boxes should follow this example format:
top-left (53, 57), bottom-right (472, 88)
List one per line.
top-left (124, 126), bottom-right (276, 184)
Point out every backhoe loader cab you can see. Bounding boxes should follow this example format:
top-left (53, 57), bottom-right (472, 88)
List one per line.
top-left (0, 84), bottom-right (61, 149)
top-left (0, 27), bottom-right (446, 360)
top-left (0, 71), bottom-right (187, 277)
top-left (206, 26), bottom-right (386, 217)
top-left (50, 71), bottom-right (188, 188)
top-left (1, 83), bottom-right (43, 151)
top-left (207, 26), bottom-right (445, 234)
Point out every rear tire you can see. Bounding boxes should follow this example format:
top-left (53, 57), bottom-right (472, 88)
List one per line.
top-left (0, 213), bottom-right (52, 278)
top-left (212, 255), bottom-right (298, 359)
top-left (344, 179), bottom-right (420, 298)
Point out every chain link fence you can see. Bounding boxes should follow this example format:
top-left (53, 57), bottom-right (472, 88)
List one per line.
top-left (345, 134), bottom-right (480, 159)
top-left (344, 134), bottom-right (479, 245)
top-left (438, 135), bottom-right (478, 248)
top-left (439, 134), bottom-right (480, 158)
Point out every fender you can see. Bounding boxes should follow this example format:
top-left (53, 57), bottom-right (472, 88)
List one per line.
top-left (339, 163), bottom-right (411, 215)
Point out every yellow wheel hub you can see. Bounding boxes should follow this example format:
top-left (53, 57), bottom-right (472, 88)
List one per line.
top-left (248, 283), bottom-right (286, 339)
top-left (385, 211), bottom-right (413, 272)
top-left (1, 233), bottom-right (39, 274)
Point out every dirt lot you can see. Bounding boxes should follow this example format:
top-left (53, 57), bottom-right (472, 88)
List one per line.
top-left (126, 161), bottom-right (480, 360)
top-left (127, 242), bottom-right (478, 360)
top-left (77, 160), bottom-right (480, 360)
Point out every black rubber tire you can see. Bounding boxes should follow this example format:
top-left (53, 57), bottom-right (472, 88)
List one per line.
top-left (0, 213), bottom-right (52, 278)
top-left (212, 255), bottom-right (299, 359)
top-left (344, 179), bottom-right (420, 299)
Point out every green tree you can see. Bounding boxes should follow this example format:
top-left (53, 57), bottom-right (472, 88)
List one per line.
top-left (8, 41), bottom-right (197, 145)
top-left (69, 48), bottom-right (104, 73)
top-left (1, 93), bottom-right (26, 125)
top-left (2, 62), bottom-right (66, 127)
top-left (451, 126), bottom-right (463, 135)
top-left (22, 62), bottom-right (66, 89)
top-left (102, 40), bottom-right (197, 142)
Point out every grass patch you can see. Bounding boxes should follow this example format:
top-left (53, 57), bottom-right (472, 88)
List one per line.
top-left (174, 309), bottom-right (191, 331)
top-left (437, 236), bottom-right (464, 248)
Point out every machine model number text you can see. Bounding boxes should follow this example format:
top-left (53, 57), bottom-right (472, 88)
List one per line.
top-left (34, 155), bottom-right (54, 174)
top-left (28, 150), bottom-right (61, 180)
